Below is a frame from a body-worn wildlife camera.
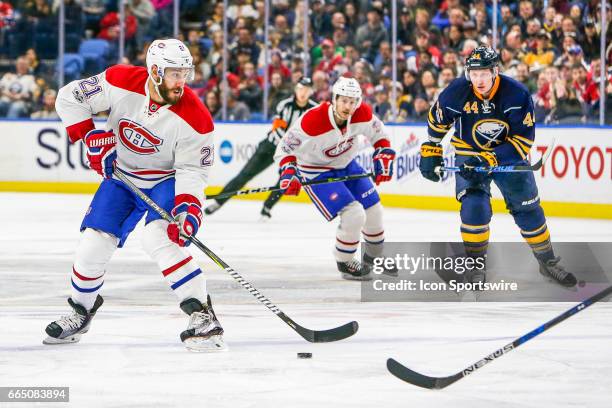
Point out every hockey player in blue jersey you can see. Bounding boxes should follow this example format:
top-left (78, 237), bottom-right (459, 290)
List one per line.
top-left (419, 46), bottom-right (576, 288)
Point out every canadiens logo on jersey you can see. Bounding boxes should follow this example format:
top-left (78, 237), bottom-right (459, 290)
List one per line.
top-left (472, 119), bottom-right (509, 150)
top-left (324, 136), bottom-right (355, 158)
top-left (118, 119), bottom-right (163, 154)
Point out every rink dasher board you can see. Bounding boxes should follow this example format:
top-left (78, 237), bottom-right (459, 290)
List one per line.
top-left (0, 120), bottom-right (610, 219)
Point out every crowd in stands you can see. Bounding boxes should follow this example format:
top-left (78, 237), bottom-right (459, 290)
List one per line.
top-left (0, 0), bottom-right (610, 123)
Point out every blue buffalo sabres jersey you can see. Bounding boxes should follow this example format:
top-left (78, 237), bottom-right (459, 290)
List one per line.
top-left (427, 74), bottom-right (535, 164)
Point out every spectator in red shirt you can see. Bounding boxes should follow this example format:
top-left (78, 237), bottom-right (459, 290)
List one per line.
top-left (316, 39), bottom-right (343, 74)
top-left (267, 49), bottom-right (291, 80)
top-left (571, 63), bottom-right (599, 120)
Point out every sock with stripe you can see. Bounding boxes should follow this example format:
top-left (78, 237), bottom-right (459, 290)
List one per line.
top-left (521, 223), bottom-right (554, 261)
top-left (334, 202), bottom-right (365, 262)
top-left (460, 223), bottom-right (490, 259)
top-left (513, 206), bottom-right (555, 261)
top-left (460, 191), bottom-right (492, 260)
top-left (71, 228), bottom-right (118, 311)
top-left (142, 220), bottom-right (207, 302)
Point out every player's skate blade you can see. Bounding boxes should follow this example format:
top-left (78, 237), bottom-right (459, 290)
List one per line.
top-left (180, 296), bottom-right (226, 352)
top-left (183, 335), bottom-right (228, 352)
top-left (538, 257), bottom-right (577, 288)
top-left (43, 295), bottom-right (103, 345)
top-left (337, 260), bottom-right (372, 281)
top-left (43, 333), bottom-right (83, 345)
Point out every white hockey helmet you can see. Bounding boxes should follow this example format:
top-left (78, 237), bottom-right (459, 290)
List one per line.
top-left (331, 75), bottom-right (362, 111)
top-left (146, 38), bottom-right (194, 83)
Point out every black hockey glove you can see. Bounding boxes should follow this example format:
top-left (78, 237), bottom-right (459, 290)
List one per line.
top-left (458, 152), bottom-right (498, 183)
top-left (419, 141), bottom-right (443, 182)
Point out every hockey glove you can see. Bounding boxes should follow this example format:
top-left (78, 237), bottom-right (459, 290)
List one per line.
top-left (459, 152), bottom-right (498, 183)
top-left (167, 194), bottom-right (203, 247)
top-left (373, 147), bottom-right (396, 185)
top-left (279, 163), bottom-right (301, 196)
top-left (84, 129), bottom-right (117, 179)
top-left (419, 141), bottom-right (443, 182)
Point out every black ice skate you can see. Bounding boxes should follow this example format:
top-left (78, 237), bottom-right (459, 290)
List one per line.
top-left (43, 295), bottom-right (104, 345)
top-left (179, 295), bottom-right (227, 352)
top-left (259, 206), bottom-right (272, 222)
top-left (204, 202), bottom-right (220, 215)
top-left (363, 253), bottom-right (398, 277)
top-left (538, 256), bottom-right (577, 288)
top-left (337, 259), bottom-right (373, 281)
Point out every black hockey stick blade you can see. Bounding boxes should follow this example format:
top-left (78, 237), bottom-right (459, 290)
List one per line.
top-left (387, 358), bottom-right (460, 390)
top-left (387, 284), bottom-right (612, 390)
top-left (292, 318), bottom-right (359, 343)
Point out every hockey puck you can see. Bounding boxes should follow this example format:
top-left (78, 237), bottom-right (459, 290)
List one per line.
top-left (297, 352), bottom-right (312, 359)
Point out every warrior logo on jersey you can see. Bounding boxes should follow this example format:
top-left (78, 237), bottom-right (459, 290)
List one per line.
top-left (324, 136), bottom-right (355, 158)
top-left (472, 119), bottom-right (509, 150)
top-left (118, 119), bottom-right (163, 155)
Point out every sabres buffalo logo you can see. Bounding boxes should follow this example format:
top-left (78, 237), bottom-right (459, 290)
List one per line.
top-left (118, 119), bottom-right (163, 154)
top-left (472, 119), bottom-right (509, 150)
top-left (324, 136), bottom-right (355, 158)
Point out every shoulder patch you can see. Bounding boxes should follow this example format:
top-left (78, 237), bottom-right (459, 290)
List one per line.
top-left (301, 102), bottom-right (334, 136)
top-left (169, 87), bottom-right (214, 135)
top-left (351, 102), bottom-right (373, 124)
top-left (105, 65), bottom-right (148, 95)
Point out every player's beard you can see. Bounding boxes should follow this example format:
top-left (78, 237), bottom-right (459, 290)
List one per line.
top-left (158, 82), bottom-right (184, 105)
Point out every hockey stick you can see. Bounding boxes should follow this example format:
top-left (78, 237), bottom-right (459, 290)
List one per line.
top-left (113, 168), bottom-right (358, 343)
top-left (435, 139), bottom-right (556, 174)
top-left (387, 284), bottom-right (612, 389)
top-left (207, 172), bottom-right (375, 201)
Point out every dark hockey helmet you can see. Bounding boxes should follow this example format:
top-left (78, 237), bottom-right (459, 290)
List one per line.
top-left (464, 46), bottom-right (499, 82)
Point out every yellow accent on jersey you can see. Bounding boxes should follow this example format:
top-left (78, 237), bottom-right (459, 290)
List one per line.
top-left (463, 101), bottom-right (479, 114)
top-left (479, 151), bottom-right (498, 167)
top-left (472, 75), bottom-right (501, 101)
top-left (512, 135), bottom-right (534, 146)
top-left (507, 138), bottom-right (529, 159)
top-left (427, 110), bottom-right (451, 134)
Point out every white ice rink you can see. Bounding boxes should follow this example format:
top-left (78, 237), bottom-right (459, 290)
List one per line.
top-left (1, 192), bottom-right (611, 408)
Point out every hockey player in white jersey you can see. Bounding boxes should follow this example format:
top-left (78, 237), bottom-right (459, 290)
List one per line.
top-left (275, 74), bottom-right (397, 280)
top-left (45, 39), bottom-right (225, 351)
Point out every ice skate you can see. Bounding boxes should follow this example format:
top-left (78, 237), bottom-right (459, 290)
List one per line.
top-left (179, 295), bottom-right (227, 352)
top-left (363, 253), bottom-right (398, 277)
top-left (538, 256), bottom-right (577, 288)
top-left (43, 295), bottom-right (104, 345)
top-left (337, 259), bottom-right (373, 281)
top-left (258, 207), bottom-right (272, 222)
top-left (204, 202), bottom-right (221, 215)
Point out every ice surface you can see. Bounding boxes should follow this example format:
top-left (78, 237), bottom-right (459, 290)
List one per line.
top-left (1, 193), bottom-right (611, 408)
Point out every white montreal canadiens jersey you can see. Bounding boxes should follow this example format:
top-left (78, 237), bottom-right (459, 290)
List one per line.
top-left (55, 65), bottom-right (214, 204)
top-left (274, 101), bottom-right (390, 180)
